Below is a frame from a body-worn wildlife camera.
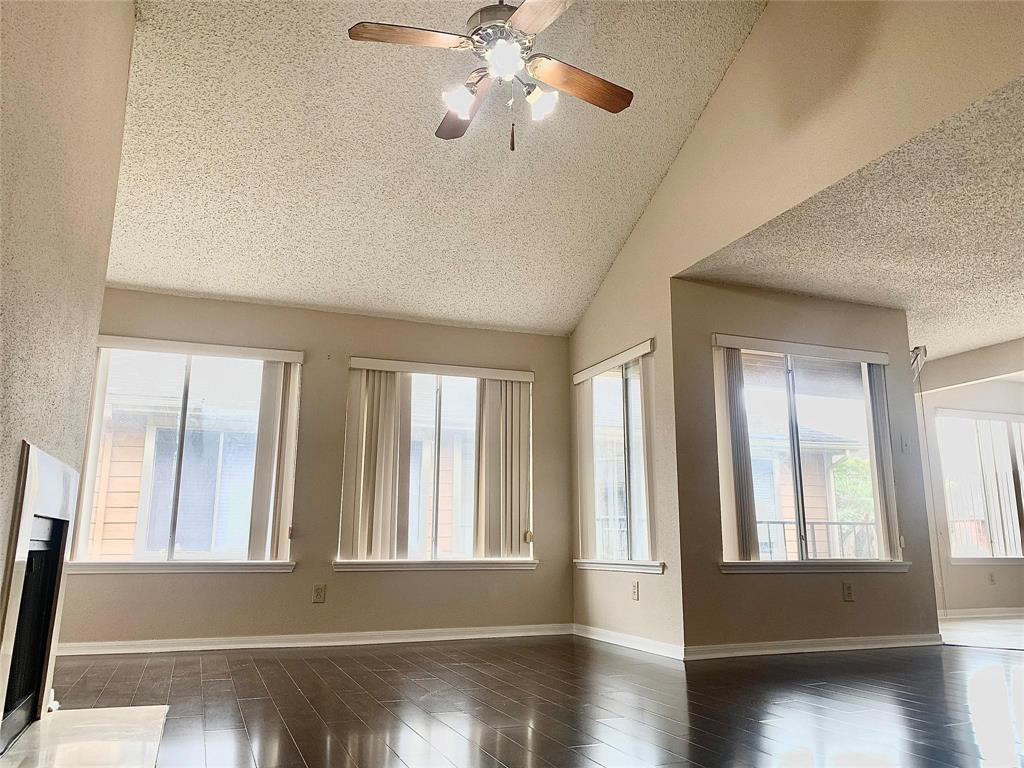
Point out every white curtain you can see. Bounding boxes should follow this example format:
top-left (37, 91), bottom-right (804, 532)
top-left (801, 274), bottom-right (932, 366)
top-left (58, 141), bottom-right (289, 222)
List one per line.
top-left (343, 369), bottom-right (402, 559)
top-left (475, 379), bottom-right (532, 558)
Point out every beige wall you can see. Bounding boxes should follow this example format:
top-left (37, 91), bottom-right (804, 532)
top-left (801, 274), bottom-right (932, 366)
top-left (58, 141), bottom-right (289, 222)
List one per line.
top-left (919, 371), bottom-right (1024, 613)
top-left (570, 285), bottom-right (684, 647)
top-left (0, 1), bottom-right (134, 597)
top-left (920, 338), bottom-right (1024, 393)
top-left (59, 289), bottom-right (572, 643)
top-left (672, 280), bottom-right (938, 647)
top-left (569, 0), bottom-right (1021, 648)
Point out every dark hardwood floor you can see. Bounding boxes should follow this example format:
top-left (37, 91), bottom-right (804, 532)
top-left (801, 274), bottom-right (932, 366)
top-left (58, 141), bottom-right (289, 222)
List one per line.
top-left (54, 637), bottom-right (1021, 768)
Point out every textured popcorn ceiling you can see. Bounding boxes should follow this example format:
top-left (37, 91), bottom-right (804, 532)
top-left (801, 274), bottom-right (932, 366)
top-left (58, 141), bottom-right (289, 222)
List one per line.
top-left (107, 1), bottom-right (763, 335)
top-left (686, 76), bottom-right (1024, 360)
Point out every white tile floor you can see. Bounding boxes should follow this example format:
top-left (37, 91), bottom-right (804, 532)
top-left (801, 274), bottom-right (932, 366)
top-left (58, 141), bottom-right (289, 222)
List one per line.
top-left (0, 706), bottom-right (166, 768)
top-left (940, 615), bottom-right (1024, 651)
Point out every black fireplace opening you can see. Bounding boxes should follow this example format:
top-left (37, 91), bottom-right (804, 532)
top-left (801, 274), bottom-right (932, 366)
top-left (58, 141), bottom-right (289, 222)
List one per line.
top-left (1, 516), bottom-right (64, 753)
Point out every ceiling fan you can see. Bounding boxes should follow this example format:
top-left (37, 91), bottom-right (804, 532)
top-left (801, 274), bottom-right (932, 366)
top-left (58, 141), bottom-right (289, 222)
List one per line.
top-left (348, 0), bottom-right (633, 142)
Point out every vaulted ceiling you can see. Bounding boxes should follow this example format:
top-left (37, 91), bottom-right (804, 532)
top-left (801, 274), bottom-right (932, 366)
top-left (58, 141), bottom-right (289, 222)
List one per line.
top-left (686, 76), bottom-right (1024, 359)
top-left (107, 1), bottom-right (764, 334)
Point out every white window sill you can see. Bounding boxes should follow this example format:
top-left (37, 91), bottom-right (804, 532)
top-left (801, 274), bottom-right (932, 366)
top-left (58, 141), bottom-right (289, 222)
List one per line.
top-left (332, 559), bottom-right (538, 572)
top-left (720, 560), bottom-right (911, 574)
top-left (66, 560), bottom-right (296, 574)
top-left (573, 559), bottom-right (665, 574)
top-left (950, 557), bottom-right (1024, 566)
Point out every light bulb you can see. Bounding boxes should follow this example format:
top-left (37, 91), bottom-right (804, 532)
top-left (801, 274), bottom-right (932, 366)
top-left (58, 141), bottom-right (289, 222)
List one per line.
top-left (442, 85), bottom-right (475, 120)
top-left (526, 85), bottom-right (558, 121)
top-left (485, 39), bottom-right (524, 81)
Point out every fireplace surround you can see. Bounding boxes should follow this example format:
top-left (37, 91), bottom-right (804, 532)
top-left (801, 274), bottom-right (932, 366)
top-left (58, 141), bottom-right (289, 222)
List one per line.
top-left (0, 442), bottom-right (78, 754)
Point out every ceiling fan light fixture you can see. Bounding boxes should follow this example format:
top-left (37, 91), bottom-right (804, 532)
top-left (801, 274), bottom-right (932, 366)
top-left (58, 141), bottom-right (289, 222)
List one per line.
top-left (442, 84), bottom-right (476, 120)
top-left (525, 84), bottom-right (558, 121)
top-left (484, 38), bottom-right (524, 81)
top-left (349, 0), bottom-right (636, 143)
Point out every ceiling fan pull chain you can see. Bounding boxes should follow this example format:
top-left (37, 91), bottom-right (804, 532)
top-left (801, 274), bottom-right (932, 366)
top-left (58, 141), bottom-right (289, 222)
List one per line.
top-left (509, 79), bottom-right (516, 151)
top-left (507, 79), bottom-right (516, 151)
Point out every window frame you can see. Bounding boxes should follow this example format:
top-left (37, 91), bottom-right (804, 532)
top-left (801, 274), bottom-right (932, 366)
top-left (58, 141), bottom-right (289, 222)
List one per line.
top-left (71, 336), bottom-right (302, 566)
top-left (403, 371), bottom-right (481, 561)
top-left (572, 340), bottom-right (657, 567)
top-left (337, 357), bottom-right (535, 567)
top-left (933, 407), bottom-right (1024, 561)
top-left (714, 334), bottom-right (902, 565)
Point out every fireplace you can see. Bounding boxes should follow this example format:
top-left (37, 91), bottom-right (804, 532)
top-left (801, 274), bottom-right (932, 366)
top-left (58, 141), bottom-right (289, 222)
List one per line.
top-left (0, 442), bottom-right (78, 754)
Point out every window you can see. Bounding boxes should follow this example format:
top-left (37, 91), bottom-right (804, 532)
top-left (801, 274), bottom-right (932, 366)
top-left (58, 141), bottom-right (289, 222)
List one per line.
top-left (75, 338), bottom-right (301, 563)
top-left (935, 411), bottom-right (1024, 558)
top-left (407, 374), bottom-right (478, 559)
top-left (716, 336), bottom-right (898, 562)
top-left (592, 362), bottom-right (648, 560)
top-left (339, 359), bottom-right (533, 564)
top-left (574, 341), bottom-right (653, 564)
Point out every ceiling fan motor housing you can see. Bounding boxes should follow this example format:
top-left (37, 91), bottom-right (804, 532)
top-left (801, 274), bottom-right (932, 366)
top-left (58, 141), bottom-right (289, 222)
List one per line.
top-left (466, 3), bottom-right (515, 30)
top-left (467, 3), bottom-right (535, 60)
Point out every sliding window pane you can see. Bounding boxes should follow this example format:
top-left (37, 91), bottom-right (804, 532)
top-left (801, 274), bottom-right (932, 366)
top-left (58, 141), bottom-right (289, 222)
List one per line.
top-left (436, 376), bottom-right (477, 558)
top-left (593, 367), bottom-right (628, 560)
top-left (174, 356), bottom-right (263, 560)
top-left (740, 352), bottom-right (799, 560)
top-left (85, 350), bottom-right (187, 561)
top-left (407, 374), bottom-right (437, 559)
top-left (936, 416), bottom-right (1022, 558)
top-left (624, 360), bottom-right (649, 560)
top-left (792, 357), bottom-right (881, 559)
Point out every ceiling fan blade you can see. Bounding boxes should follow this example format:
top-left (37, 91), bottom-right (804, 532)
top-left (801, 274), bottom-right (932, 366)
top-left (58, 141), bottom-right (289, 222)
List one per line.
top-left (507, 0), bottom-right (575, 35)
top-left (526, 54), bottom-right (633, 113)
top-left (348, 22), bottom-right (470, 49)
top-left (436, 75), bottom-right (495, 140)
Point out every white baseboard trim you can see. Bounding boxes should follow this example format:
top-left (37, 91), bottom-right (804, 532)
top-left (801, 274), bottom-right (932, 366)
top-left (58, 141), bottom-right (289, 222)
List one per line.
top-left (572, 624), bottom-right (684, 660)
top-left (939, 607), bottom-right (1024, 619)
top-left (57, 625), bottom-right (947, 663)
top-left (57, 623), bottom-right (574, 656)
top-left (683, 633), bottom-right (942, 660)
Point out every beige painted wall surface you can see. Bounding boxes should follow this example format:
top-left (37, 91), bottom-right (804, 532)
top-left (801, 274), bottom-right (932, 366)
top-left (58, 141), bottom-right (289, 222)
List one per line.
top-left (0, 1), bottom-right (134, 593)
top-left (59, 289), bottom-right (572, 643)
top-left (570, 283), bottom-right (683, 647)
top-left (568, 0), bottom-right (1021, 647)
top-left (920, 338), bottom-right (1024, 393)
top-left (671, 280), bottom-right (938, 647)
top-left (920, 378), bottom-right (1024, 612)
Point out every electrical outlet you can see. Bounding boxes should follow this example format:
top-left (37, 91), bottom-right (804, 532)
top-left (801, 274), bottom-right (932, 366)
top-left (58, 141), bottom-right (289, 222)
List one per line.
top-left (631, 581), bottom-right (640, 601)
top-left (312, 583), bottom-right (327, 604)
top-left (842, 581), bottom-right (855, 602)
top-left (988, 572), bottom-right (996, 585)
top-left (900, 434), bottom-right (912, 454)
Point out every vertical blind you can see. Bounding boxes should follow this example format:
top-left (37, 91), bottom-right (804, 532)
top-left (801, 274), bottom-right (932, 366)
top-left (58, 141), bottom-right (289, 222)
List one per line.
top-left (349, 369), bottom-right (402, 560)
top-left (476, 380), bottom-right (532, 558)
top-left (935, 411), bottom-right (1024, 558)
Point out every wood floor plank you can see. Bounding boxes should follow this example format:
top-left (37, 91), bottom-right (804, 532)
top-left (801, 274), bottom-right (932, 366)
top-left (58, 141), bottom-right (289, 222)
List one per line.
top-left (55, 638), bottom-right (1023, 768)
